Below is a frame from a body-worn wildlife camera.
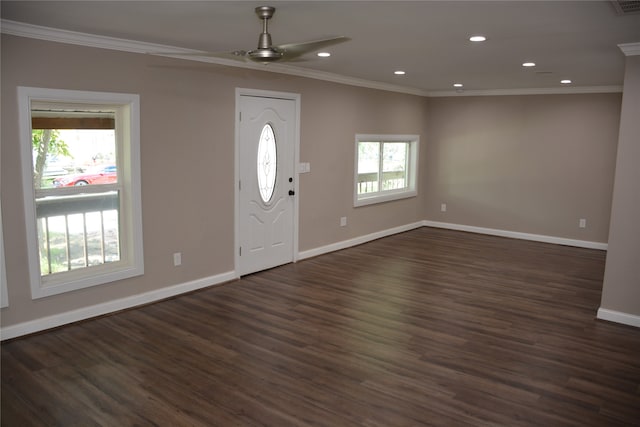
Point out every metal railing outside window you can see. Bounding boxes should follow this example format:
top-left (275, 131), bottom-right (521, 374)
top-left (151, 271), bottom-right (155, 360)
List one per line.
top-left (357, 171), bottom-right (406, 194)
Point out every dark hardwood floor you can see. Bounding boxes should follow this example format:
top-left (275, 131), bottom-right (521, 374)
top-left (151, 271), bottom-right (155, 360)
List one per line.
top-left (2, 227), bottom-right (640, 426)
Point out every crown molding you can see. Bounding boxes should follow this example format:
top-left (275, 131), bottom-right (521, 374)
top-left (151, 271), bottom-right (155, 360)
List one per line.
top-left (0, 19), bottom-right (625, 98)
top-left (1, 19), bottom-right (166, 54)
top-left (427, 86), bottom-right (623, 97)
top-left (266, 63), bottom-right (428, 96)
top-left (619, 42), bottom-right (640, 56)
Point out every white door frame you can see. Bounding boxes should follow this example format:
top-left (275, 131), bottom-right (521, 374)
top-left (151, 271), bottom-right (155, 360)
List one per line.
top-left (234, 88), bottom-right (300, 278)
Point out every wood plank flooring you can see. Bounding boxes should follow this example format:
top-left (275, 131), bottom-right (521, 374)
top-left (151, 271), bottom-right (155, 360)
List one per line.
top-left (2, 227), bottom-right (640, 426)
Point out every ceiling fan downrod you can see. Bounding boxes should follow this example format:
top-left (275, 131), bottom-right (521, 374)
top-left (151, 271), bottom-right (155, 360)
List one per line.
top-left (249, 6), bottom-right (283, 62)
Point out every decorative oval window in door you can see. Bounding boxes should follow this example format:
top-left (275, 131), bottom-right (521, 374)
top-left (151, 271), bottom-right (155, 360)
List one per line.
top-left (257, 123), bottom-right (277, 203)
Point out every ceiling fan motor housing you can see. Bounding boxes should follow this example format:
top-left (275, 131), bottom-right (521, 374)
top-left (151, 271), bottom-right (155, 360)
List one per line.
top-left (248, 47), bottom-right (283, 62)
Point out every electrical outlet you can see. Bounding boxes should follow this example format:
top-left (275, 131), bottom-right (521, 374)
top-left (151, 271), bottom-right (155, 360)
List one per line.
top-left (579, 218), bottom-right (586, 229)
top-left (173, 252), bottom-right (182, 266)
top-left (340, 216), bottom-right (347, 227)
top-left (441, 203), bottom-right (447, 212)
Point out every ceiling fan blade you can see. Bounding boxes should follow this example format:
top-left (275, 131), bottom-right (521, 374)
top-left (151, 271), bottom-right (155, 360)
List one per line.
top-left (148, 50), bottom-right (248, 62)
top-left (277, 36), bottom-right (350, 60)
top-left (207, 51), bottom-right (249, 61)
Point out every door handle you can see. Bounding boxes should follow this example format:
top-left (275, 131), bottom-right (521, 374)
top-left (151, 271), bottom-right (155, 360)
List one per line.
top-left (288, 190), bottom-right (295, 196)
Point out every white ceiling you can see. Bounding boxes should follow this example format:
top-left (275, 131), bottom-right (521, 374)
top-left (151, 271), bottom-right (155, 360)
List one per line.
top-left (2, 1), bottom-right (640, 95)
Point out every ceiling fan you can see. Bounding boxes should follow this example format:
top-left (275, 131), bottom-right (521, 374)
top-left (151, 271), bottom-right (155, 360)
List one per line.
top-left (155, 6), bottom-right (349, 64)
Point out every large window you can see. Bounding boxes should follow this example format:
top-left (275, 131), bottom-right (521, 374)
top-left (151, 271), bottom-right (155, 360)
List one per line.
top-left (18, 87), bottom-right (143, 299)
top-left (354, 134), bottom-right (419, 206)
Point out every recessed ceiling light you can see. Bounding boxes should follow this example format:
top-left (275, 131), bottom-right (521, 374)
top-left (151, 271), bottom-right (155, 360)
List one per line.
top-left (317, 52), bottom-right (331, 58)
top-left (560, 79), bottom-right (572, 84)
top-left (522, 62), bottom-right (536, 67)
top-left (394, 70), bottom-right (406, 75)
top-left (453, 83), bottom-right (464, 88)
top-left (469, 35), bottom-right (486, 42)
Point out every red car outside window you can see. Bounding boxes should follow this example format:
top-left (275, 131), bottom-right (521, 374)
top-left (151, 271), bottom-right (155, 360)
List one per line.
top-left (53, 165), bottom-right (117, 187)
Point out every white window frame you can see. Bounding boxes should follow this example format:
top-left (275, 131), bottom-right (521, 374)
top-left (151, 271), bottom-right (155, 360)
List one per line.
top-left (354, 134), bottom-right (419, 207)
top-left (18, 87), bottom-right (144, 299)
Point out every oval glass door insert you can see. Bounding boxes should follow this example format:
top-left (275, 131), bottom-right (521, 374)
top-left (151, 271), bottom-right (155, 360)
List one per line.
top-left (257, 124), bottom-right (277, 203)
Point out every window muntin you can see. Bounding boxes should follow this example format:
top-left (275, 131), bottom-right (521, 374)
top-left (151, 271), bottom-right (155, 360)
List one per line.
top-left (19, 88), bottom-right (143, 299)
top-left (257, 123), bottom-right (277, 203)
top-left (354, 135), bottom-right (418, 207)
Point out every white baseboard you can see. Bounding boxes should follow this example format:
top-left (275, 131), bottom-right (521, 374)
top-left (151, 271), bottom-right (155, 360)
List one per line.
top-left (422, 220), bottom-right (608, 250)
top-left (299, 220), bottom-right (607, 261)
top-left (298, 221), bottom-right (424, 260)
top-left (597, 308), bottom-right (640, 328)
top-left (0, 271), bottom-right (236, 341)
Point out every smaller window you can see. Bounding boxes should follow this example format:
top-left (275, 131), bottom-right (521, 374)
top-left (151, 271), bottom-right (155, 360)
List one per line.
top-left (354, 134), bottom-right (419, 207)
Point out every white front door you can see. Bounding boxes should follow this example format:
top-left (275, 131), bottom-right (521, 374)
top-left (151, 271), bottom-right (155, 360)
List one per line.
top-left (237, 93), bottom-right (298, 276)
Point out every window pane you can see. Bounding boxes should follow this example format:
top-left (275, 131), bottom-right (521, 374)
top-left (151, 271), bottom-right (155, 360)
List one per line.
top-left (382, 142), bottom-right (408, 190)
top-left (357, 141), bottom-right (380, 194)
top-left (33, 128), bottom-right (117, 190)
top-left (257, 124), bottom-right (277, 203)
top-left (35, 191), bottom-right (121, 276)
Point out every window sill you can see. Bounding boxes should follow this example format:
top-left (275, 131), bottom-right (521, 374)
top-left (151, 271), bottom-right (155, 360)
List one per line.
top-left (34, 262), bottom-right (144, 299)
top-left (354, 189), bottom-right (417, 207)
